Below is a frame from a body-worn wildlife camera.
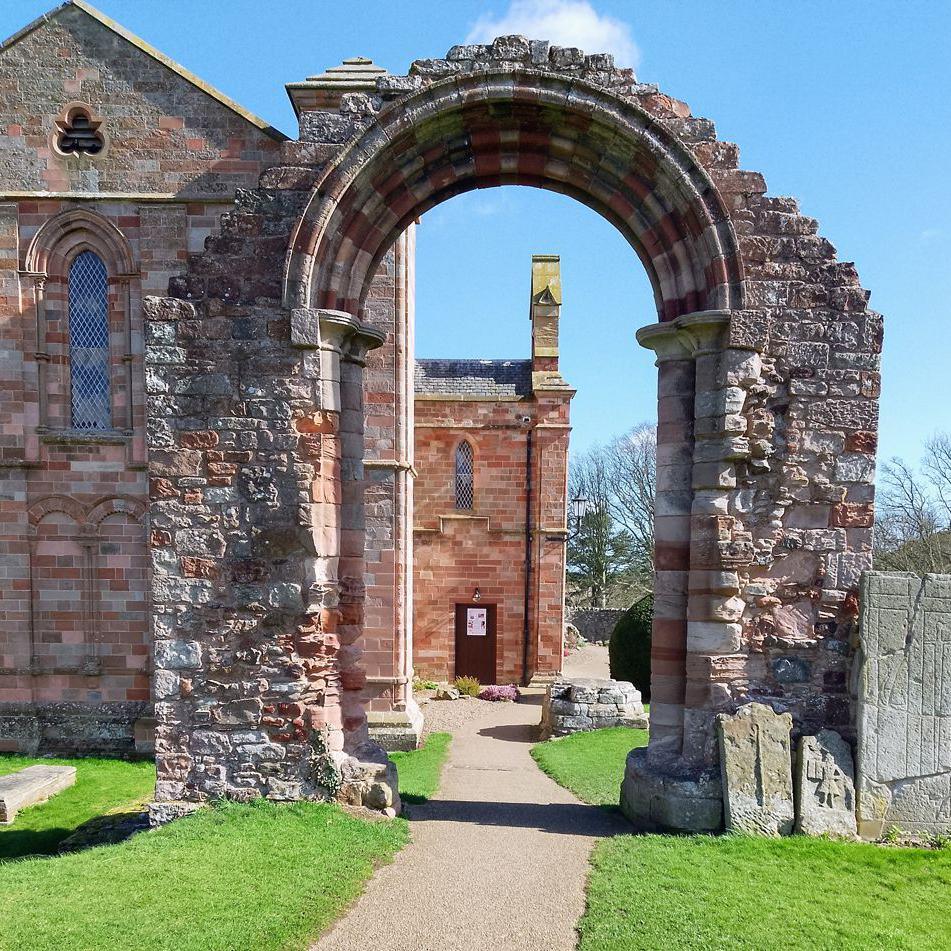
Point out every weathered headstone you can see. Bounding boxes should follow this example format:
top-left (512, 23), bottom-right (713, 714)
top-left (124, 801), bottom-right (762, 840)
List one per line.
top-left (0, 764), bottom-right (76, 823)
top-left (716, 702), bottom-right (794, 836)
top-left (795, 730), bottom-right (857, 836)
top-left (857, 572), bottom-right (951, 837)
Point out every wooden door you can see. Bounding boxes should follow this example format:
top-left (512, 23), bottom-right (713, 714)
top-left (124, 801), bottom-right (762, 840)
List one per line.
top-left (454, 603), bottom-right (497, 685)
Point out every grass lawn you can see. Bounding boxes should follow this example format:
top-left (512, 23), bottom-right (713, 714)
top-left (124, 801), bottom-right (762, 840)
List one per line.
top-left (531, 727), bottom-right (647, 808)
top-left (0, 732), bottom-right (452, 951)
top-left (0, 755), bottom-right (156, 859)
top-left (391, 731), bottom-right (451, 803)
top-left (532, 727), bottom-right (951, 951)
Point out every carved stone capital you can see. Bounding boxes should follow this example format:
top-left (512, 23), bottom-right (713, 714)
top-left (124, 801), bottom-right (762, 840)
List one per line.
top-left (290, 307), bottom-right (385, 359)
top-left (636, 310), bottom-right (733, 362)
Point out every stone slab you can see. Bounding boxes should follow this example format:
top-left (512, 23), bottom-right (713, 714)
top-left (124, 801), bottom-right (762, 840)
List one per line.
top-left (795, 730), bottom-right (857, 836)
top-left (716, 702), bottom-right (794, 836)
top-left (857, 572), bottom-right (951, 836)
top-left (0, 764), bottom-right (77, 823)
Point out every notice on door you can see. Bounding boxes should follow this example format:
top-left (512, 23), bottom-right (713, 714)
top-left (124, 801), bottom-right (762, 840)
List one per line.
top-left (466, 607), bottom-right (487, 636)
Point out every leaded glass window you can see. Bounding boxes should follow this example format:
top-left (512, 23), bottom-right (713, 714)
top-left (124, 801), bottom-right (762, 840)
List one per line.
top-left (455, 441), bottom-right (474, 510)
top-left (68, 250), bottom-right (111, 430)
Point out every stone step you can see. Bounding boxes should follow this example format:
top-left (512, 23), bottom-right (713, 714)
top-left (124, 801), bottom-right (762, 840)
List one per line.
top-left (0, 765), bottom-right (77, 824)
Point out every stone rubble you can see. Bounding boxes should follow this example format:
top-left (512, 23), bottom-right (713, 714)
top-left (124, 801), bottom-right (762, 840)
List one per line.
top-left (541, 678), bottom-right (648, 738)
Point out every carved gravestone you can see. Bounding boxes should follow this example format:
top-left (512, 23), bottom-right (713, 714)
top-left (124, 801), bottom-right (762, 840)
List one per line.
top-left (795, 730), bottom-right (857, 836)
top-left (857, 572), bottom-right (951, 836)
top-left (716, 702), bottom-right (794, 836)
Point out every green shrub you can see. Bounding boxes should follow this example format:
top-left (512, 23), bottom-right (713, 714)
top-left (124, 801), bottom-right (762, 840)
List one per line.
top-left (608, 594), bottom-right (652, 701)
top-left (453, 675), bottom-right (480, 697)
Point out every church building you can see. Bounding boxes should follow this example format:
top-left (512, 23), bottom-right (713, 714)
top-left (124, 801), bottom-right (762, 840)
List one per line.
top-left (0, 1), bottom-right (571, 755)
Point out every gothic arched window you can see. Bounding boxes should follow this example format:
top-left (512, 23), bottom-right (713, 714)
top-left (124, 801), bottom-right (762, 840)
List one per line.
top-left (68, 250), bottom-right (111, 430)
top-left (455, 440), bottom-right (474, 510)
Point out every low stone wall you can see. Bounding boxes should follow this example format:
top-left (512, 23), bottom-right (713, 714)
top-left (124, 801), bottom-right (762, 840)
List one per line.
top-left (566, 608), bottom-right (625, 644)
top-left (541, 678), bottom-right (648, 738)
top-left (0, 701), bottom-right (154, 758)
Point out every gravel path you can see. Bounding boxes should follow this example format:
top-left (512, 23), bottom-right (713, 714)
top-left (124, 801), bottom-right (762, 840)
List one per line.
top-left (314, 691), bottom-right (628, 951)
top-left (416, 693), bottom-right (505, 738)
top-left (563, 643), bottom-right (611, 680)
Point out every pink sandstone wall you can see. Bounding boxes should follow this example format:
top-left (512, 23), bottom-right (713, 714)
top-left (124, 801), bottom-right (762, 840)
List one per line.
top-left (0, 2), bottom-right (284, 753)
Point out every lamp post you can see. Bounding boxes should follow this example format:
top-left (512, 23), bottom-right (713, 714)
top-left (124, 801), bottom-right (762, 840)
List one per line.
top-left (568, 494), bottom-right (589, 537)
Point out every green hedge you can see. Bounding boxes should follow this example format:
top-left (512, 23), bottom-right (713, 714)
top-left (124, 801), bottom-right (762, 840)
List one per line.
top-left (608, 594), bottom-right (652, 701)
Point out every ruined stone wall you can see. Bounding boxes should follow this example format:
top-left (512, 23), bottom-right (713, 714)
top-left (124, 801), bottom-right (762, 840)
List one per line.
top-left (139, 35), bottom-right (880, 819)
top-left (0, 3), bottom-right (283, 755)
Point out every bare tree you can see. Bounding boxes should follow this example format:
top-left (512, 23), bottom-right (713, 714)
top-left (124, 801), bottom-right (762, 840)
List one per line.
top-left (567, 423), bottom-right (656, 607)
top-left (875, 434), bottom-right (951, 573)
top-left (604, 423), bottom-right (656, 574)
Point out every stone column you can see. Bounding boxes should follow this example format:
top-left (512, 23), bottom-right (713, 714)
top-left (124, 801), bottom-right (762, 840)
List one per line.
top-left (360, 232), bottom-right (423, 750)
top-left (291, 308), bottom-right (382, 746)
top-left (30, 274), bottom-right (50, 433)
top-left (634, 322), bottom-right (694, 761)
top-left (621, 310), bottom-right (753, 833)
top-left (679, 313), bottom-right (760, 768)
top-left (290, 307), bottom-right (401, 811)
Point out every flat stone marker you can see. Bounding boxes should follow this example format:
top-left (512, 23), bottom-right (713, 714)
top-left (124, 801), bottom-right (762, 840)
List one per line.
top-left (795, 730), bottom-right (857, 837)
top-left (0, 764), bottom-right (77, 823)
top-left (857, 572), bottom-right (951, 837)
top-left (717, 702), bottom-right (794, 836)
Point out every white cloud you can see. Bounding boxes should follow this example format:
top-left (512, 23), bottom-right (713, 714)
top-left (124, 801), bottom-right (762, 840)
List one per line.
top-left (920, 228), bottom-right (941, 243)
top-left (466, 0), bottom-right (639, 68)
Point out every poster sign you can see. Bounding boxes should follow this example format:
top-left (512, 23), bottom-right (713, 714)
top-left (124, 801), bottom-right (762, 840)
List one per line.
top-left (466, 607), bottom-right (487, 637)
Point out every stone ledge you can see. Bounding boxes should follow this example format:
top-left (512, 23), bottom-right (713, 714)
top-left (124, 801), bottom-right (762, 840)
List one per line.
top-left (0, 764), bottom-right (76, 823)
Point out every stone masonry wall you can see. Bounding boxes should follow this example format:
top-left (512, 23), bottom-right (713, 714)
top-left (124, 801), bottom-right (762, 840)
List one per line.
top-left (567, 608), bottom-right (626, 644)
top-left (413, 390), bottom-right (570, 684)
top-left (140, 34), bottom-right (880, 818)
top-left (0, 2), bottom-right (283, 754)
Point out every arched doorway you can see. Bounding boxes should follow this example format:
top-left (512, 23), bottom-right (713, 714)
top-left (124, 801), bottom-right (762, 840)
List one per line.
top-left (145, 38), bottom-right (880, 831)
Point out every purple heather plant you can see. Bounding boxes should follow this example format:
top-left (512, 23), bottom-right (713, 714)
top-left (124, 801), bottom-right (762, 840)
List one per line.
top-left (478, 684), bottom-right (521, 702)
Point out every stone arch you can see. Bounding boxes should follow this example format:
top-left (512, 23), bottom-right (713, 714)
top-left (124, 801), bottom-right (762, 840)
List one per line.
top-left (143, 37), bottom-right (881, 829)
top-left (24, 207), bottom-right (134, 277)
top-left (285, 70), bottom-right (745, 322)
top-left (27, 495), bottom-right (88, 526)
top-left (86, 495), bottom-right (147, 527)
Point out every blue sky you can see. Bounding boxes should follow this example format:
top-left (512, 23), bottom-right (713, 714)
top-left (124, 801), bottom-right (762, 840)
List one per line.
top-left (4, 0), bottom-right (949, 465)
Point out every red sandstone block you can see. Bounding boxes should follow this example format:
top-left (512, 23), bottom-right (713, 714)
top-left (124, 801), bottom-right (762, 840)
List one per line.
top-left (845, 431), bottom-right (877, 453)
top-left (831, 502), bottom-right (874, 528)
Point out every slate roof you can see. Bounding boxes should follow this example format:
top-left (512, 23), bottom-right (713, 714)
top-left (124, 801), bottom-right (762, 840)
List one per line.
top-left (414, 359), bottom-right (532, 398)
